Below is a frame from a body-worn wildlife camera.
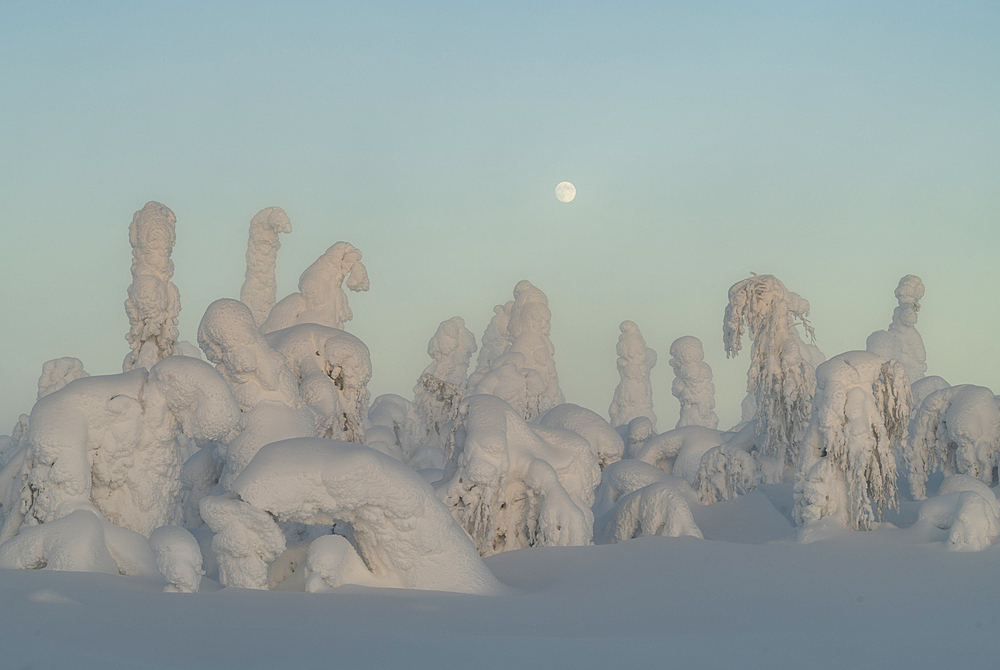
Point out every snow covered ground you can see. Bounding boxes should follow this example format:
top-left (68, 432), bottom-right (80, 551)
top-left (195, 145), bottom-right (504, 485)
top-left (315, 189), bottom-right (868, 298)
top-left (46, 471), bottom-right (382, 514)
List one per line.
top-left (2, 483), bottom-right (995, 670)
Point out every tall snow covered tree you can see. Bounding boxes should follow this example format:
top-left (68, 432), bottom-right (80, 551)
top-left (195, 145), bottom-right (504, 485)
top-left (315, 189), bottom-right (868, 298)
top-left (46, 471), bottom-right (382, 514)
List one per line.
top-left (466, 301), bottom-right (513, 391)
top-left (724, 273), bottom-right (823, 482)
top-left (261, 241), bottom-right (369, 334)
top-left (668, 335), bottom-right (718, 430)
top-left (414, 317), bottom-right (477, 448)
top-left (123, 201), bottom-right (182, 371)
top-left (794, 351), bottom-right (911, 531)
top-left (866, 274), bottom-right (927, 384)
top-left (608, 321), bottom-right (657, 430)
top-left (240, 207), bottom-right (291, 326)
top-left (506, 280), bottom-right (564, 416)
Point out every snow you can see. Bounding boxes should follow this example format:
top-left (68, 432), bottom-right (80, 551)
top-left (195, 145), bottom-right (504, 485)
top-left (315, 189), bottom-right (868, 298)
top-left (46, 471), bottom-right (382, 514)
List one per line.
top-left (413, 316), bottom-right (476, 448)
top-left (240, 206), bottom-right (292, 326)
top-left (608, 320), bottom-right (657, 430)
top-left (669, 335), bottom-right (719, 429)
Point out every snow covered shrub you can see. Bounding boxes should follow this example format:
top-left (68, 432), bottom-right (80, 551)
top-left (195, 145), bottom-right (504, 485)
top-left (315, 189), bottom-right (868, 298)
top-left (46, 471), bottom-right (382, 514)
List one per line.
top-left (37, 357), bottom-right (88, 399)
top-left (724, 273), bottom-right (823, 482)
top-left (905, 384), bottom-right (1000, 500)
top-left (466, 300), bottom-right (513, 391)
top-left (609, 321), bottom-right (657, 430)
top-left (867, 275), bottom-right (927, 384)
top-left (149, 525), bottom-right (204, 592)
top-left (414, 317), bottom-right (477, 448)
top-left (592, 459), bottom-right (679, 518)
top-left (594, 481), bottom-right (703, 545)
top-left (472, 352), bottom-right (547, 422)
top-left (669, 336), bottom-right (718, 430)
top-left (910, 375), bottom-right (950, 411)
top-left (123, 201), bottom-right (182, 371)
top-left (261, 241), bottom-right (369, 334)
top-left (200, 493), bottom-right (286, 590)
top-left (794, 351), bottom-right (911, 531)
top-left (437, 394), bottom-right (599, 556)
top-left (230, 439), bottom-right (504, 594)
top-left (265, 323), bottom-right (372, 443)
top-left (624, 416), bottom-right (655, 459)
top-left (916, 475), bottom-right (1000, 552)
top-left (240, 206), bottom-right (292, 326)
top-left (538, 403), bottom-right (625, 469)
top-left (0, 356), bottom-right (240, 541)
top-left (633, 425), bottom-right (725, 486)
top-left (367, 394), bottom-right (436, 465)
top-left (694, 444), bottom-right (761, 504)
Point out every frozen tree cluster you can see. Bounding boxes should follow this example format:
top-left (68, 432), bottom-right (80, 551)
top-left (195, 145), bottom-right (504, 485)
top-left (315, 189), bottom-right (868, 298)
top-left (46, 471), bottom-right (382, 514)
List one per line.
top-left (4, 196), bottom-right (1000, 614)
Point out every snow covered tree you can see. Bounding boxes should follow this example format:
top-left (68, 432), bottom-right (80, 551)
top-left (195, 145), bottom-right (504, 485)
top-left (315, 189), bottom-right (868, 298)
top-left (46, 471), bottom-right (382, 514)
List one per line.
top-left (413, 317), bottom-right (477, 448)
top-left (915, 475), bottom-right (1000, 552)
top-left (466, 301), bottom-right (513, 391)
top-left (724, 273), bottom-right (823, 482)
top-left (261, 241), bottom-right (369, 334)
top-left (904, 384), bottom-right (1000, 500)
top-left (794, 351), bottom-right (911, 531)
top-left (609, 321), bottom-right (657, 430)
top-left (240, 206), bottom-right (291, 326)
top-left (669, 335), bottom-right (718, 430)
top-left (36, 357), bottom-right (89, 400)
top-left (471, 352), bottom-right (546, 422)
top-left (437, 394), bottom-right (599, 556)
top-left (265, 324), bottom-right (372, 444)
top-left (505, 280), bottom-right (564, 416)
top-left (123, 201), bottom-right (182, 371)
top-left (867, 275), bottom-right (927, 384)
top-left (594, 481), bottom-right (703, 545)
top-left (538, 403), bottom-right (625, 470)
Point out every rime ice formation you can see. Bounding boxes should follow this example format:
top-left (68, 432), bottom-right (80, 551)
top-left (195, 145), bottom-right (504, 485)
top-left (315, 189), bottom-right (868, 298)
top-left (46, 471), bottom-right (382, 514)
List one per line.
top-left (37, 357), bottom-right (89, 400)
top-left (261, 241), bottom-right (369, 334)
top-left (905, 384), bottom-right (1000, 500)
top-left (240, 207), bottom-right (292, 326)
top-left (472, 352), bottom-right (547, 422)
top-left (123, 201), bottom-right (182, 372)
top-left (916, 475), bottom-right (1000, 552)
top-left (467, 301), bottom-right (513, 391)
top-left (910, 376), bottom-right (950, 411)
top-left (695, 444), bottom-right (761, 504)
top-left (724, 274), bottom-right (822, 483)
top-left (505, 281), bottom-right (564, 417)
top-left (794, 351), bottom-right (911, 531)
top-left (592, 459), bottom-right (681, 518)
top-left (366, 394), bottom-right (426, 464)
top-left (867, 275), bottom-right (927, 384)
top-left (265, 324), bottom-right (372, 444)
top-left (623, 416), bottom-right (656, 459)
top-left (669, 336), bottom-right (718, 430)
top-left (609, 321), bottom-right (657, 430)
top-left (437, 394), bottom-right (599, 556)
top-left (149, 525), bottom-right (204, 592)
top-left (0, 357), bottom-right (240, 543)
top-left (594, 480), bottom-right (703, 545)
top-left (538, 403), bottom-right (625, 470)
top-left (633, 425), bottom-right (726, 486)
top-left (414, 317), bottom-right (477, 448)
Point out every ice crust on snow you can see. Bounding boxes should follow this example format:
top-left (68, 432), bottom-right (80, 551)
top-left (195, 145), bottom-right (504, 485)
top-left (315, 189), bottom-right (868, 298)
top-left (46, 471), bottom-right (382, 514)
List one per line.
top-left (261, 241), bottom-right (369, 334)
top-left (669, 336), bottom-right (718, 430)
top-left (794, 351), bottom-right (911, 531)
top-left (609, 321), bottom-right (657, 430)
top-left (905, 383), bottom-right (1000, 500)
top-left (240, 206), bottom-right (292, 326)
top-left (414, 317), bottom-right (477, 448)
top-left (438, 394), bottom-right (599, 556)
top-left (123, 201), bottom-right (182, 372)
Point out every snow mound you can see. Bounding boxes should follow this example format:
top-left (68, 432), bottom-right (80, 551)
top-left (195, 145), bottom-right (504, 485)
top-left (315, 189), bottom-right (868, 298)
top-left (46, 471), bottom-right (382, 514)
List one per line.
top-left (917, 475), bottom-right (1000, 551)
top-left (633, 425), bottom-right (725, 485)
top-left (149, 525), bottom-right (204, 592)
top-left (695, 443), bottom-right (761, 504)
top-left (593, 459), bottom-right (684, 518)
top-left (594, 481), bottom-right (703, 544)
top-left (538, 403), bottom-right (624, 470)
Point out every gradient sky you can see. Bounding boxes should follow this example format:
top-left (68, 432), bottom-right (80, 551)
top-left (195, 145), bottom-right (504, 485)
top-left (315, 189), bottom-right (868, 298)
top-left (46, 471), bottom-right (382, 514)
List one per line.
top-left (1, 1), bottom-right (998, 434)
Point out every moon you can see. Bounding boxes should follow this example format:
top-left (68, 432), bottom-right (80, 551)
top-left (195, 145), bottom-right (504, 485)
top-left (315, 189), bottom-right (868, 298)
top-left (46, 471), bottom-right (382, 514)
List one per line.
top-left (555, 181), bottom-right (576, 203)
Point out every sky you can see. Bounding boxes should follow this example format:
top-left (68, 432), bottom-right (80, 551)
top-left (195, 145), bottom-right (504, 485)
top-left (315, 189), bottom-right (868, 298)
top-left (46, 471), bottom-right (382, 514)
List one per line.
top-left (1, 1), bottom-right (998, 434)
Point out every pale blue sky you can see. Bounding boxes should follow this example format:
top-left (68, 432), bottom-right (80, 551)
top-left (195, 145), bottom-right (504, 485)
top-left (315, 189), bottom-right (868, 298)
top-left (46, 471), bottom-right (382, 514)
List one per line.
top-left (1, 1), bottom-right (998, 432)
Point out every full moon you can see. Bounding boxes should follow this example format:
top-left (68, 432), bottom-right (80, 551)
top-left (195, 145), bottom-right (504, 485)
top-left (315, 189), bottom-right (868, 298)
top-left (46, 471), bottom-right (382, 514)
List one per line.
top-left (555, 181), bottom-right (576, 203)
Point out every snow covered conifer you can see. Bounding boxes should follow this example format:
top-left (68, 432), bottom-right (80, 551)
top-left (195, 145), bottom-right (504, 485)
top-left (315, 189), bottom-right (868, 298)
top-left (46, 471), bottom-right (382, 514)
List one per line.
top-left (123, 201), bottom-right (182, 371)
top-left (608, 321), bottom-right (657, 430)
top-left (724, 273), bottom-right (822, 482)
top-left (505, 281), bottom-right (564, 417)
top-left (867, 275), bottom-right (927, 384)
top-left (414, 317), bottom-right (477, 447)
top-left (240, 207), bottom-right (291, 326)
top-left (794, 351), bottom-right (911, 531)
top-left (261, 241), bottom-right (368, 334)
top-left (466, 301), bottom-right (513, 391)
top-left (668, 335), bottom-right (718, 430)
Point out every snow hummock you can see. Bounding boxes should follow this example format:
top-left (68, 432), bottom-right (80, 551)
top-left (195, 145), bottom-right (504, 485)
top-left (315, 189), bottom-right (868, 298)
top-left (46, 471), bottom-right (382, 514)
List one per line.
top-left (261, 241), bottom-right (369, 334)
top-left (123, 201), bottom-right (181, 372)
top-left (240, 206), bottom-right (292, 326)
top-left (609, 320), bottom-right (657, 430)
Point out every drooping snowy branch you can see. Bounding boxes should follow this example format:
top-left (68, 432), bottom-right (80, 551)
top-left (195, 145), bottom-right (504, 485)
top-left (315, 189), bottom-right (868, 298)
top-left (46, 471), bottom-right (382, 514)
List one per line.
top-left (609, 321), bottom-right (657, 430)
top-left (437, 394), bottom-right (599, 556)
top-left (414, 317), bottom-right (477, 448)
top-left (240, 207), bottom-right (291, 326)
top-left (261, 241), bottom-right (369, 334)
top-left (123, 201), bottom-right (182, 371)
top-left (723, 273), bottom-right (823, 482)
top-left (794, 351), bottom-right (911, 531)
top-left (904, 384), bottom-right (1000, 500)
top-left (669, 335), bottom-right (718, 430)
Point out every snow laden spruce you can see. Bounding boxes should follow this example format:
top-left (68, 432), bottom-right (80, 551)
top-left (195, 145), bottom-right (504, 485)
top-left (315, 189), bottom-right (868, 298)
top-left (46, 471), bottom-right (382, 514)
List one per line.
top-left (609, 320), bottom-right (657, 431)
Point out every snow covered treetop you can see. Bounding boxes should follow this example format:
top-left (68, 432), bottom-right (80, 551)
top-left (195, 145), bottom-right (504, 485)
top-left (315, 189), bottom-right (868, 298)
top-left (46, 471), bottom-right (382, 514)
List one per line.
top-left (261, 241), bottom-right (369, 334)
top-left (241, 207), bottom-right (291, 326)
top-left (723, 274), bottom-right (815, 359)
top-left (123, 201), bottom-right (181, 372)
